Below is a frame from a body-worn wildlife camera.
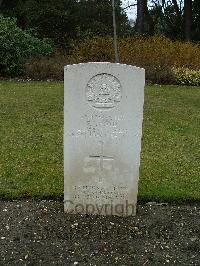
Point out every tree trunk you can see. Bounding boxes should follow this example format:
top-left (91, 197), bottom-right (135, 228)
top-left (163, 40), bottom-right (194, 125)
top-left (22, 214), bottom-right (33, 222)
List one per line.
top-left (137, 0), bottom-right (147, 34)
top-left (112, 0), bottom-right (119, 62)
top-left (0, 0), bottom-right (3, 8)
top-left (184, 0), bottom-right (192, 41)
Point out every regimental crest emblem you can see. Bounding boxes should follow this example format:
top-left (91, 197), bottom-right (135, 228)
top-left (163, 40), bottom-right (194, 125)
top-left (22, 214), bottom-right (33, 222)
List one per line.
top-left (86, 73), bottom-right (122, 109)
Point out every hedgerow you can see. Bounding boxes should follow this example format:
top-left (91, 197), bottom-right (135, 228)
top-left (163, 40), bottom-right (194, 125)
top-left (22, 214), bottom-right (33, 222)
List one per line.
top-left (11, 35), bottom-right (200, 85)
top-left (71, 35), bottom-right (200, 70)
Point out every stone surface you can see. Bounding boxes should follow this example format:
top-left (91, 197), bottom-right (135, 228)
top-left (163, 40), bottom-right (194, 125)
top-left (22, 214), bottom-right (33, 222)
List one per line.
top-left (64, 62), bottom-right (145, 216)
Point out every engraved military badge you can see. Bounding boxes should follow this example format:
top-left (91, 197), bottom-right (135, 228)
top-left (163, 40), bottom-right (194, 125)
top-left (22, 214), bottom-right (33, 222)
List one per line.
top-left (86, 73), bottom-right (122, 109)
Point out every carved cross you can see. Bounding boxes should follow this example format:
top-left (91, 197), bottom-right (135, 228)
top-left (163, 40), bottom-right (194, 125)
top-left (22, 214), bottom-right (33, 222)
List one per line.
top-left (89, 141), bottom-right (114, 182)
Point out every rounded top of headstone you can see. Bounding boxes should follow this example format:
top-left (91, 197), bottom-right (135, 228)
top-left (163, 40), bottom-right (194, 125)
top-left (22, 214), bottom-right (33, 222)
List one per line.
top-left (64, 62), bottom-right (145, 73)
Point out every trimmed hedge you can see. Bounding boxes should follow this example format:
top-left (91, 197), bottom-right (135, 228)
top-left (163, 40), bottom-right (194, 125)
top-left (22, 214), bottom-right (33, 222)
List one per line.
top-left (17, 36), bottom-right (200, 85)
top-left (71, 36), bottom-right (200, 70)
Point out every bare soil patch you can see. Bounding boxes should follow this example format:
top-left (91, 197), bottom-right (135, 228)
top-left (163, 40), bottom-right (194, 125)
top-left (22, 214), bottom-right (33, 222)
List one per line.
top-left (0, 200), bottom-right (199, 265)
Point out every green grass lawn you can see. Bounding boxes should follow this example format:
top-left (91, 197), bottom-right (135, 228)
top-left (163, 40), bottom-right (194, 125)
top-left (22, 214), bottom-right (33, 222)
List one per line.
top-left (0, 81), bottom-right (199, 202)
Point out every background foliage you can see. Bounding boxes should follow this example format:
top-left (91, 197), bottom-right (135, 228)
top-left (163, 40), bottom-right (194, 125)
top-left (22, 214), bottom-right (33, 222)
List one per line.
top-left (0, 0), bottom-right (130, 47)
top-left (0, 15), bottom-right (53, 76)
top-left (0, 0), bottom-right (199, 83)
top-left (1, 0), bottom-right (200, 45)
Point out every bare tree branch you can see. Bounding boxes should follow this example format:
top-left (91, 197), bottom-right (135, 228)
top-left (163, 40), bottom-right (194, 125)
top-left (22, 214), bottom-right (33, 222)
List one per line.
top-left (122, 4), bottom-right (137, 11)
top-left (171, 0), bottom-right (182, 17)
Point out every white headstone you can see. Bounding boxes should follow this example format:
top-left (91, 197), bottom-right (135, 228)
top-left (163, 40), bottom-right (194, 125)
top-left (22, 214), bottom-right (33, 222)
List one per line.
top-left (64, 62), bottom-right (145, 216)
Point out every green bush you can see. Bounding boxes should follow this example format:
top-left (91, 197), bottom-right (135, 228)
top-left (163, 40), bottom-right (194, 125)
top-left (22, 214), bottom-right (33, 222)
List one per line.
top-left (173, 68), bottom-right (200, 86)
top-left (0, 15), bottom-right (53, 76)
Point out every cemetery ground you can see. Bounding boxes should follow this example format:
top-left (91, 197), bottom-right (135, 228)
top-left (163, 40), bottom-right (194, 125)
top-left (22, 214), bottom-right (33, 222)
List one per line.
top-left (0, 81), bottom-right (199, 265)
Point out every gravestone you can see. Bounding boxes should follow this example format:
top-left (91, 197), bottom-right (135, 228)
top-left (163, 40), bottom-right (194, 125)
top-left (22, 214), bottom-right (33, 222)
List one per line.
top-left (64, 62), bottom-right (145, 216)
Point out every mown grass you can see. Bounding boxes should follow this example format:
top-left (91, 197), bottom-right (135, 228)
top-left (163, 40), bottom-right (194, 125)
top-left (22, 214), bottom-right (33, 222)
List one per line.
top-left (141, 85), bottom-right (200, 202)
top-left (0, 81), bottom-right (63, 199)
top-left (0, 81), bottom-right (199, 202)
